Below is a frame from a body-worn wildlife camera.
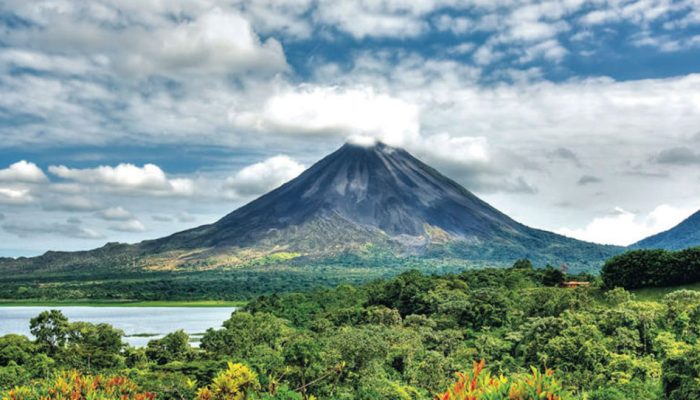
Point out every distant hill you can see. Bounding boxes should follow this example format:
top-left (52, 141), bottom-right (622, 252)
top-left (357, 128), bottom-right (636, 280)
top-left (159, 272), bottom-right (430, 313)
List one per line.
top-left (0, 141), bottom-right (621, 281)
top-left (631, 209), bottom-right (700, 250)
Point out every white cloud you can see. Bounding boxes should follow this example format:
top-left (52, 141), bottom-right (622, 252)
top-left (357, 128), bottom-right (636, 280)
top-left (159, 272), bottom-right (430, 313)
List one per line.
top-left (580, 0), bottom-right (685, 27)
top-left (520, 39), bottom-right (568, 63)
top-left (5, 4), bottom-right (288, 79)
top-left (109, 219), bottom-right (147, 233)
top-left (0, 161), bottom-right (48, 183)
top-left (0, 188), bottom-right (35, 205)
top-left (233, 0), bottom-right (314, 39)
top-left (233, 85), bottom-right (421, 146)
top-left (433, 15), bottom-right (473, 35)
top-left (225, 155), bottom-right (305, 197)
top-left (313, 0), bottom-right (432, 39)
top-left (48, 163), bottom-right (194, 196)
top-left (0, 49), bottom-right (95, 75)
top-left (116, 8), bottom-right (288, 78)
top-left (414, 134), bottom-right (490, 166)
top-left (96, 207), bottom-right (134, 221)
top-left (557, 205), bottom-right (695, 246)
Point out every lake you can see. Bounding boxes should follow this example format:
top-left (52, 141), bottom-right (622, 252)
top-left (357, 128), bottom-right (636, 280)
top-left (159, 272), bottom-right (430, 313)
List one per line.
top-left (0, 306), bottom-right (238, 347)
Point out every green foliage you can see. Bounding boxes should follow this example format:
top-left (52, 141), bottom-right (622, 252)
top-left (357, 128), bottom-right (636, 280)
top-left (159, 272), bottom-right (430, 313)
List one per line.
top-left (437, 360), bottom-right (571, 400)
top-left (542, 265), bottom-right (566, 287)
top-left (195, 362), bottom-right (260, 400)
top-left (2, 370), bottom-right (156, 400)
top-left (146, 330), bottom-right (194, 365)
top-left (29, 310), bottom-right (69, 355)
top-left (3, 266), bottom-right (700, 399)
top-left (602, 247), bottom-right (700, 289)
top-left (512, 258), bottom-right (534, 270)
top-left (662, 342), bottom-right (700, 399)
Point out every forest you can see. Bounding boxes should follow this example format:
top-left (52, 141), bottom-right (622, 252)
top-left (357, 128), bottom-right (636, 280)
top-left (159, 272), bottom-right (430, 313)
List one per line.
top-left (602, 247), bottom-right (700, 289)
top-left (2, 260), bottom-right (700, 399)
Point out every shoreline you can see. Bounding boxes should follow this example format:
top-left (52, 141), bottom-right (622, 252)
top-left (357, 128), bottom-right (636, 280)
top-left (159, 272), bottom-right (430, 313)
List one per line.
top-left (0, 299), bottom-right (247, 307)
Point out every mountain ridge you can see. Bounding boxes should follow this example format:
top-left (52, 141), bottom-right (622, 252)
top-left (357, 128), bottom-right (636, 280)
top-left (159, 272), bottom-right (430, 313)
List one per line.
top-left (631, 209), bottom-right (700, 250)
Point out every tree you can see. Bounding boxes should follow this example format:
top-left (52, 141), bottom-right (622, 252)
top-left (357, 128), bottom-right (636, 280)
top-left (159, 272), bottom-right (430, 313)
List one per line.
top-left (29, 310), bottom-right (69, 355)
top-left (512, 258), bottom-right (534, 270)
top-left (662, 342), bottom-right (700, 399)
top-left (201, 312), bottom-right (291, 359)
top-left (0, 334), bottom-right (36, 366)
top-left (542, 265), bottom-right (565, 287)
top-left (362, 306), bottom-right (402, 326)
top-left (146, 330), bottom-right (193, 365)
top-left (63, 321), bottom-right (125, 369)
top-left (604, 287), bottom-right (634, 305)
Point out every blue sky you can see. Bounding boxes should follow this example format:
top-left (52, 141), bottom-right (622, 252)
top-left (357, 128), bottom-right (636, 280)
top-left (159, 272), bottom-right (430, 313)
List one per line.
top-left (1, 0), bottom-right (700, 256)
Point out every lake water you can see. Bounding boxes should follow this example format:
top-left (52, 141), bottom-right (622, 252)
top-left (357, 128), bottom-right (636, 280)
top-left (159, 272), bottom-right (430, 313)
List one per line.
top-left (0, 307), bottom-right (238, 347)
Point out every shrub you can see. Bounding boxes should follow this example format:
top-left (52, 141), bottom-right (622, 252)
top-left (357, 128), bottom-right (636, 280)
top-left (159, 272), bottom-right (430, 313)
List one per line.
top-left (195, 362), bottom-right (261, 400)
top-left (436, 360), bottom-right (571, 400)
top-left (2, 370), bottom-right (155, 400)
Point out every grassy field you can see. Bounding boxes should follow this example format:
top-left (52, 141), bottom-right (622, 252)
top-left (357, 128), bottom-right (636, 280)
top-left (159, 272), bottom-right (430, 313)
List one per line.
top-left (631, 281), bottom-right (700, 301)
top-left (0, 299), bottom-right (246, 307)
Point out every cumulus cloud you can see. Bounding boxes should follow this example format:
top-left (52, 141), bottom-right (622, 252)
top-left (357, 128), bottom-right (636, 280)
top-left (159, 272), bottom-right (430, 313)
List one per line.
top-left (0, 161), bottom-right (47, 183)
top-left (233, 0), bottom-right (314, 39)
top-left (0, 188), bottom-right (35, 205)
top-left (109, 219), bottom-right (147, 233)
top-left (433, 15), bottom-right (473, 35)
top-left (4, 5), bottom-right (287, 79)
top-left (225, 155), bottom-right (305, 198)
top-left (233, 85), bottom-right (420, 146)
top-left (48, 163), bottom-right (194, 196)
top-left (313, 0), bottom-right (432, 39)
top-left (96, 207), bottom-right (134, 221)
top-left (557, 205), bottom-right (695, 246)
top-left (116, 8), bottom-right (288, 78)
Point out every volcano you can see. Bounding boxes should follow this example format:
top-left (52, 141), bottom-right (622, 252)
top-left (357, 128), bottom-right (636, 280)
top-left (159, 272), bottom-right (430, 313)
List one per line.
top-left (139, 141), bottom-right (619, 265)
top-left (1, 141), bottom-right (621, 277)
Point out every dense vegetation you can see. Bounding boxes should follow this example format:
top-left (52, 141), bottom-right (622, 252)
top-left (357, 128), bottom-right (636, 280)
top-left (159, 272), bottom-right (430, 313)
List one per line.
top-left (602, 247), bottom-right (700, 289)
top-left (3, 261), bottom-right (700, 399)
top-left (0, 239), bottom-right (616, 303)
top-left (0, 258), bottom-right (505, 302)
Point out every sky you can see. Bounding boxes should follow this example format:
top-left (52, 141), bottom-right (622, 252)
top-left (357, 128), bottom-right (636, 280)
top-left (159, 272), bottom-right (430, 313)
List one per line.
top-left (1, 0), bottom-right (700, 256)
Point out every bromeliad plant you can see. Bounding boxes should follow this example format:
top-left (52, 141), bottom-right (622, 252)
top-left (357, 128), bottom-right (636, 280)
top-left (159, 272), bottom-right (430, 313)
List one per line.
top-left (436, 360), bottom-right (571, 400)
top-left (195, 362), bottom-right (261, 400)
top-left (2, 370), bottom-right (156, 400)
